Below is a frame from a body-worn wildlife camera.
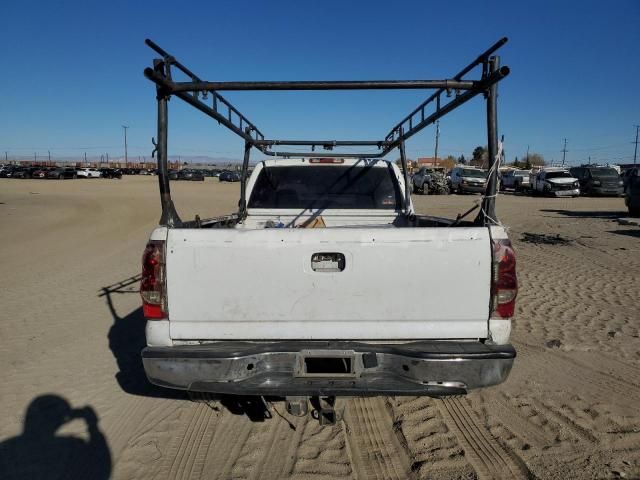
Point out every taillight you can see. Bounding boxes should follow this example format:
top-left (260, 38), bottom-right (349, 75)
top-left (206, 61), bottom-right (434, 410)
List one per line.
top-left (140, 240), bottom-right (166, 319)
top-left (491, 239), bottom-right (518, 319)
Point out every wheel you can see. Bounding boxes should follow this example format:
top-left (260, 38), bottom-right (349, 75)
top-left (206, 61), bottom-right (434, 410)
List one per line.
top-left (58, 174), bottom-right (63, 179)
top-left (73, 174), bottom-right (77, 179)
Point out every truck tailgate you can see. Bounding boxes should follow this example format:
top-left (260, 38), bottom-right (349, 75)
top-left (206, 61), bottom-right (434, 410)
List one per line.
top-left (166, 227), bottom-right (491, 340)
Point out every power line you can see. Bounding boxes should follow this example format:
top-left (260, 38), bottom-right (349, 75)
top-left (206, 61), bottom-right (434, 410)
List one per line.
top-left (633, 125), bottom-right (639, 165)
top-left (122, 125), bottom-right (129, 167)
top-left (433, 120), bottom-right (440, 166)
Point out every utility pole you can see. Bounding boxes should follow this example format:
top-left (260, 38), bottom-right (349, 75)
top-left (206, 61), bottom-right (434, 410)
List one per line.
top-left (4, 151), bottom-right (7, 162)
top-left (526, 145), bottom-right (529, 166)
top-left (106, 153), bottom-right (109, 164)
top-left (561, 138), bottom-right (568, 166)
top-left (122, 125), bottom-right (129, 167)
top-left (633, 125), bottom-right (639, 165)
top-left (433, 120), bottom-right (440, 166)
top-left (34, 152), bottom-right (37, 162)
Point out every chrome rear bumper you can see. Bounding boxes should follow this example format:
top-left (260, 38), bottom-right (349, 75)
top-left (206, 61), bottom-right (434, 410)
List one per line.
top-left (142, 341), bottom-right (515, 396)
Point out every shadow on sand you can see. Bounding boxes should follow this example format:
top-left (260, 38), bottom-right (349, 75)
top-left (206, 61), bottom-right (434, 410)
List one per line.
top-left (540, 209), bottom-right (625, 219)
top-left (101, 274), bottom-right (275, 421)
top-left (101, 274), bottom-right (183, 399)
top-left (0, 395), bottom-right (111, 480)
top-left (607, 229), bottom-right (640, 239)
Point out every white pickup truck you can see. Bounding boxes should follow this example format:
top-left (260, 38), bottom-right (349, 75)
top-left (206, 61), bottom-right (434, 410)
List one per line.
top-left (140, 158), bottom-right (517, 406)
top-left (530, 167), bottom-right (580, 197)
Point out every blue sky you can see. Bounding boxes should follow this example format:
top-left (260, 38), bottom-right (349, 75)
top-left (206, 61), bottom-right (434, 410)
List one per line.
top-left (1, 0), bottom-right (639, 165)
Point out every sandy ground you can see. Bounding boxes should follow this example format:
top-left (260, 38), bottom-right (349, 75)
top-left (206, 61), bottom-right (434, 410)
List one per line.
top-left (1, 175), bottom-right (639, 480)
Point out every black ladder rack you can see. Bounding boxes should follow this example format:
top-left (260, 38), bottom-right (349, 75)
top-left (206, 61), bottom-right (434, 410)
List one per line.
top-left (144, 37), bottom-right (510, 227)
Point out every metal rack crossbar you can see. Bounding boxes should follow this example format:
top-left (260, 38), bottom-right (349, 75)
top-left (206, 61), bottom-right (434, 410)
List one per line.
top-left (144, 38), bottom-right (510, 227)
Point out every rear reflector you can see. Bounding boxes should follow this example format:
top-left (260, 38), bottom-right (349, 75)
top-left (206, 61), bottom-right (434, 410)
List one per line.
top-left (309, 158), bottom-right (344, 164)
top-left (140, 240), bottom-right (166, 319)
top-left (143, 303), bottom-right (163, 319)
top-left (491, 239), bottom-right (518, 319)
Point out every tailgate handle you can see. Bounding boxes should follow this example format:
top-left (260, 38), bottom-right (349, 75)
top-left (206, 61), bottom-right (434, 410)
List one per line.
top-left (311, 252), bottom-right (345, 272)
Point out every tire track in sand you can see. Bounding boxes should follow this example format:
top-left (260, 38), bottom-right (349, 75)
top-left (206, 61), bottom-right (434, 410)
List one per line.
top-left (153, 402), bottom-right (218, 480)
top-left (200, 406), bottom-right (255, 479)
top-left (482, 392), bottom-right (556, 450)
top-left (343, 397), bottom-right (412, 480)
top-left (438, 397), bottom-right (531, 480)
top-left (247, 410), bottom-right (308, 480)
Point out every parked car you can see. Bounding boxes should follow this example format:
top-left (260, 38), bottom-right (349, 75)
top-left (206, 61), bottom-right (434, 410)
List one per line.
top-left (625, 169), bottom-right (640, 217)
top-left (168, 169), bottom-right (179, 180)
top-left (569, 166), bottom-right (624, 196)
top-left (530, 168), bottom-right (580, 197)
top-left (177, 169), bottom-right (205, 181)
top-left (99, 168), bottom-right (123, 179)
top-left (0, 165), bottom-right (18, 178)
top-left (76, 168), bottom-right (102, 178)
top-left (31, 167), bottom-right (55, 178)
top-left (449, 167), bottom-right (487, 194)
top-left (11, 166), bottom-right (43, 179)
top-left (47, 167), bottom-right (77, 179)
top-left (622, 167), bottom-right (638, 191)
top-left (218, 170), bottom-right (241, 182)
top-left (500, 169), bottom-right (531, 192)
top-left (9, 167), bottom-right (30, 179)
top-left (412, 167), bottom-right (449, 195)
